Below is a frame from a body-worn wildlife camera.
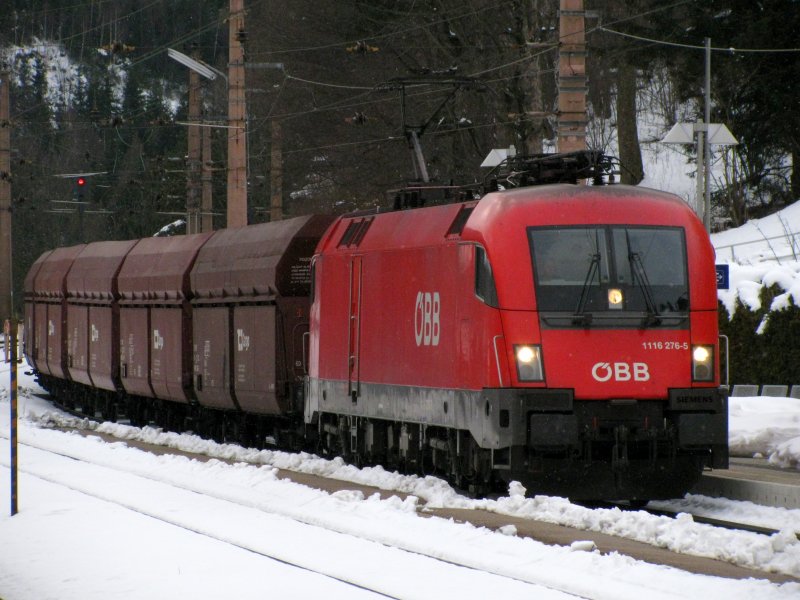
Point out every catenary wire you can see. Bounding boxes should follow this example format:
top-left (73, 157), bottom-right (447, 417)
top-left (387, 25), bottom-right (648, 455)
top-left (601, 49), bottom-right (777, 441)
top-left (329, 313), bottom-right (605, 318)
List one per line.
top-left (599, 26), bottom-right (800, 54)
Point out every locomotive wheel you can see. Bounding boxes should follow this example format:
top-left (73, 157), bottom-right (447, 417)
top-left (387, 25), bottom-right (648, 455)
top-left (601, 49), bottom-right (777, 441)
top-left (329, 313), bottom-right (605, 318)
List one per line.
top-left (457, 437), bottom-right (492, 497)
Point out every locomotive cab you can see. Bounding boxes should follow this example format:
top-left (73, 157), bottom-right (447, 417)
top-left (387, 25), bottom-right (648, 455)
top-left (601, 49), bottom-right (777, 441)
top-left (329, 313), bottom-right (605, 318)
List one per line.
top-left (467, 184), bottom-right (728, 501)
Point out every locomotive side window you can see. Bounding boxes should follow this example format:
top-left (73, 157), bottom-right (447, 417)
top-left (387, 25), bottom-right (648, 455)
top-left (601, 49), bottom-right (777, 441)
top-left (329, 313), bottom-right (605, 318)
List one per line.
top-left (529, 226), bottom-right (688, 323)
top-left (475, 246), bottom-right (499, 307)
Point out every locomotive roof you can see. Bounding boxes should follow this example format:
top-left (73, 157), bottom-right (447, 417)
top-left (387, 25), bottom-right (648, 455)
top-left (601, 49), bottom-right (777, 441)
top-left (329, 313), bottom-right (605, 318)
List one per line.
top-left (318, 201), bottom-right (478, 254)
top-left (321, 184), bottom-right (701, 254)
top-left (465, 184), bottom-right (701, 239)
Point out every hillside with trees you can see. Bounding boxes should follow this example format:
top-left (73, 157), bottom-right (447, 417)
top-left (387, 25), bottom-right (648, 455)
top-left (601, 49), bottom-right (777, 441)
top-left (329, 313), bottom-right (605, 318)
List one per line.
top-left (1, 1), bottom-right (798, 307)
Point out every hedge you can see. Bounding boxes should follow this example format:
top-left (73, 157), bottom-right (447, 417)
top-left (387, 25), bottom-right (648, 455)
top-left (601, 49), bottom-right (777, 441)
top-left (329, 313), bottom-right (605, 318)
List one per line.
top-left (718, 284), bottom-right (800, 385)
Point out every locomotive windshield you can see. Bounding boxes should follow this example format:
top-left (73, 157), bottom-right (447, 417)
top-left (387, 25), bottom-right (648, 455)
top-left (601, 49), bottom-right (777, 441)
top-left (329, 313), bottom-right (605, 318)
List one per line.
top-left (529, 226), bottom-right (688, 326)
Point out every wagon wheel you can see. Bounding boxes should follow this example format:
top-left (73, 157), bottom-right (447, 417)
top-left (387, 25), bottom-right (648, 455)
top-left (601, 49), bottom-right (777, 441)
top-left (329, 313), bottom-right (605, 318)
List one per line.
top-left (101, 399), bottom-right (117, 423)
top-left (81, 396), bottom-right (96, 419)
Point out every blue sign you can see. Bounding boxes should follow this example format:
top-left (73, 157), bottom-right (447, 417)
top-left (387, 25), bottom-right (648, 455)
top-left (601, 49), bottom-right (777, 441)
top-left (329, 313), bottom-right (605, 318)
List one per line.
top-left (715, 264), bottom-right (729, 290)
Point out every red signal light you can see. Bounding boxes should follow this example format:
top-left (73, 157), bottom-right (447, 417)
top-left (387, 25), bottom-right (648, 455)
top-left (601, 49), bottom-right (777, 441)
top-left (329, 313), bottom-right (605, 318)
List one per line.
top-left (76, 177), bottom-right (86, 187)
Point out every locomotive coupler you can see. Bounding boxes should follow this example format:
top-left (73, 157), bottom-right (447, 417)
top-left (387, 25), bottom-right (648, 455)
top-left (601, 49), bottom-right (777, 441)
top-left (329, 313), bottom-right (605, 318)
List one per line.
top-left (611, 425), bottom-right (630, 471)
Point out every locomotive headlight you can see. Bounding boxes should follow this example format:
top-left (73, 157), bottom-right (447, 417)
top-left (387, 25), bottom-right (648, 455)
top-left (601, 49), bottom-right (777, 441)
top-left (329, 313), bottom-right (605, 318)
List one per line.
top-left (517, 345), bottom-right (535, 363)
top-left (692, 345), bottom-right (714, 382)
top-left (515, 344), bottom-right (544, 382)
top-left (608, 288), bottom-right (624, 309)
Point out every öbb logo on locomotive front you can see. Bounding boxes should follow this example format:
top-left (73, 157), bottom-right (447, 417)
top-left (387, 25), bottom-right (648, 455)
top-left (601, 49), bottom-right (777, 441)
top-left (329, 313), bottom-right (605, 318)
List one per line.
top-left (591, 361), bottom-right (651, 382)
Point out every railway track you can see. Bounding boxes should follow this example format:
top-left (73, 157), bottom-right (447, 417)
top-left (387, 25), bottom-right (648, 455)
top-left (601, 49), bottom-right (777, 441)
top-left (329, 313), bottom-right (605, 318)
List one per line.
top-left (643, 506), bottom-right (800, 540)
top-left (5, 441), bottom-right (401, 599)
top-left (2, 431), bottom-right (597, 600)
top-left (587, 498), bottom-right (800, 540)
top-left (7, 425), bottom-right (797, 600)
top-left (7, 395), bottom-right (797, 583)
top-left (47, 394), bottom-right (800, 538)
top-left (10, 397), bottom-right (799, 586)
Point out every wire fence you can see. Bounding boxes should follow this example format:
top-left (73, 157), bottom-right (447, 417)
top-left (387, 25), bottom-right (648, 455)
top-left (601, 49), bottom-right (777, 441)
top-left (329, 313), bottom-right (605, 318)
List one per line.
top-left (714, 231), bottom-right (800, 264)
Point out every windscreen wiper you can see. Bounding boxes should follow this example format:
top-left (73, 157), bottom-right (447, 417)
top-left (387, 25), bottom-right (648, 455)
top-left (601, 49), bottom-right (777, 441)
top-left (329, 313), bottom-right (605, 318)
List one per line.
top-left (573, 252), bottom-right (600, 326)
top-left (626, 231), bottom-right (661, 326)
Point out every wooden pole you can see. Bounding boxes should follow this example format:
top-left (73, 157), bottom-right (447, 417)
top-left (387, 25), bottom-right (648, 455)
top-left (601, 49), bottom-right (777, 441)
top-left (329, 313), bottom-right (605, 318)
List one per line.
top-left (187, 62), bottom-right (202, 234)
top-left (0, 75), bottom-right (17, 514)
top-left (557, 0), bottom-right (587, 153)
top-left (0, 71), bottom-right (11, 322)
top-left (201, 124), bottom-right (213, 232)
top-left (227, 0), bottom-right (248, 228)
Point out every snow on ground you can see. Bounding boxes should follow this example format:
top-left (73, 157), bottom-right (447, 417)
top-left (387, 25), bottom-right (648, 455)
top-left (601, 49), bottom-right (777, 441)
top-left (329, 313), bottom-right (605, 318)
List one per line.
top-left (729, 396), bottom-right (800, 469)
top-left (1, 356), bottom-right (800, 600)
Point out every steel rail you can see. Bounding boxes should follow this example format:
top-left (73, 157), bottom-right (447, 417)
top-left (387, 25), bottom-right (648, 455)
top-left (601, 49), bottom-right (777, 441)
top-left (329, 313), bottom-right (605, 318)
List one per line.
top-left (1, 432), bottom-right (589, 600)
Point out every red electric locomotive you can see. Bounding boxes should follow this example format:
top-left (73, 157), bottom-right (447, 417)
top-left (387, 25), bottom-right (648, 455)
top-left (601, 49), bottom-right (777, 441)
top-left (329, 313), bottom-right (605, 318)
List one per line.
top-left (307, 165), bottom-right (727, 501)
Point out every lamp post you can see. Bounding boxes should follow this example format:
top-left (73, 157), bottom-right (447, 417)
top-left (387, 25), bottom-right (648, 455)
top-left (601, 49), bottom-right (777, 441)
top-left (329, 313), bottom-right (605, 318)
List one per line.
top-left (662, 38), bottom-right (737, 232)
top-left (662, 122), bottom-right (737, 232)
top-left (167, 48), bottom-right (224, 233)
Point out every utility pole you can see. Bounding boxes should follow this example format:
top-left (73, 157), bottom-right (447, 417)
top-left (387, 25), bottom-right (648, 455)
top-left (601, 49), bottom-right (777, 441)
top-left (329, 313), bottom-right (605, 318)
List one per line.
top-left (0, 70), bottom-right (11, 322)
top-left (270, 121), bottom-right (282, 222)
top-left (227, 0), bottom-right (248, 228)
top-left (201, 126), bottom-right (213, 232)
top-left (556, 0), bottom-right (587, 153)
top-left (0, 69), bottom-right (18, 517)
top-left (186, 56), bottom-right (202, 235)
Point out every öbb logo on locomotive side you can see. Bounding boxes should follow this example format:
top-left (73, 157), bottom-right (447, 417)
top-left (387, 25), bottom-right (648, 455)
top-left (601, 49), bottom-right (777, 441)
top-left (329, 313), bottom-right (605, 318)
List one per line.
top-left (591, 361), bottom-right (650, 382)
top-left (414, 291), bottom-right (440, 347)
